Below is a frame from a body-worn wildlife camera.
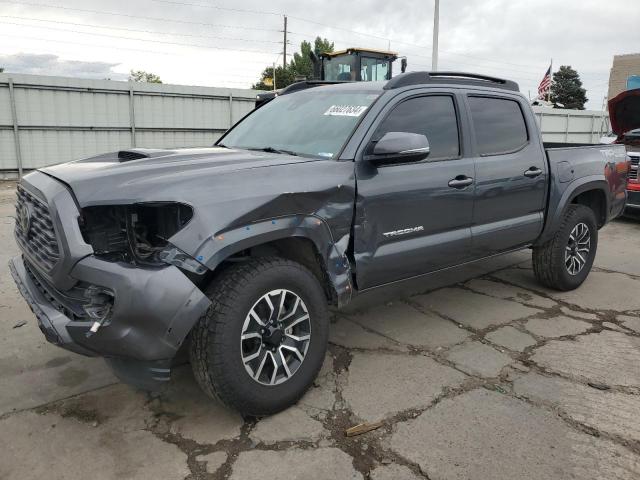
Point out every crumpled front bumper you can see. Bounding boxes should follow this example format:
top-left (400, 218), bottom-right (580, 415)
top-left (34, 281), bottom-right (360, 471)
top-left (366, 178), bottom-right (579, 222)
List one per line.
top-left (10, 255), bottom-right (210, 389)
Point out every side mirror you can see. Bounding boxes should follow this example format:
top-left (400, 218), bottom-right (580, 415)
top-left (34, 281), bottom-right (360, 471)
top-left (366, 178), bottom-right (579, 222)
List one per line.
top-left (366, 131), bottom-right (430, 165)
top-left (401, 57), bottom-right (408, 73)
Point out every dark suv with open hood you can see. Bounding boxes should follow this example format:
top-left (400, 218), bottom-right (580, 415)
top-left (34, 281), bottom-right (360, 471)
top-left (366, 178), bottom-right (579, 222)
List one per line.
top-left (10, 72), bottom-right (629, 415)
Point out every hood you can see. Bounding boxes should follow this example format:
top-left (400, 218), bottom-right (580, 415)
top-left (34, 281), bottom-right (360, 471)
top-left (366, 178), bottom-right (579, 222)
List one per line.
top-left (40, 147), bottom-right (315, 206)
top-left (608, 88), bottom-right (640, 135)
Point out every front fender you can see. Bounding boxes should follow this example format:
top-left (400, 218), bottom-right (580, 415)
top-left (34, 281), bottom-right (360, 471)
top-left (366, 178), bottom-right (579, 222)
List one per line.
top-left (536, 176), bottom-right (609, 245)
top-left (194, 214), bottom-right (353, 307)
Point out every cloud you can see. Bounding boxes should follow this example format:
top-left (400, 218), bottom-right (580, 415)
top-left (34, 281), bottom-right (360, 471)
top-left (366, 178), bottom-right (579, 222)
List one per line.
top-left (0, 52), bottom-right (126, 80)
top-left (0, 0), bottom-right (636, 105)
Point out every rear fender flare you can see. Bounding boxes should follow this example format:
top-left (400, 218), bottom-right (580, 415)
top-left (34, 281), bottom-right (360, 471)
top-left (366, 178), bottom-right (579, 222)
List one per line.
top-left (537, 176), bottom-right (609, 245)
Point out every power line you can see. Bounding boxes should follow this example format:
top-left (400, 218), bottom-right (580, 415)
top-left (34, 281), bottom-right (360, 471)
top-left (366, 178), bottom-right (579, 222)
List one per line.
top-left (150, 0), bottom-right (280, 17)
top-left (391, 40), bottom-right (544, 72)
top-left (0, 32), bottom-right (273, 64)
top-left (0, 0), bottom-right (608, 86)
top-left (0, 20), bottom-right (278, 54)
top-left (0, 15), bottom-right (283, 43)
top-left (0, 0), bottom-right (280, 32)
top-left (406, 60), bottom-right (541, 83)
top-left (286, 27), bottom-right (550, 77)
top-left (256, 5), bottom-right (547, 76)
top-left (287, 31), bottom-right (385, 51)
top-left (285, 15), bottom-right (390, 42)
top-left (138, 0), bottom-right (392, 42)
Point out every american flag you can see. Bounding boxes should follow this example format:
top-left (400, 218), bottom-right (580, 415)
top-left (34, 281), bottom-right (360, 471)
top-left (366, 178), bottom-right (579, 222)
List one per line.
top-left (537, 65), bottom-right (552, 99)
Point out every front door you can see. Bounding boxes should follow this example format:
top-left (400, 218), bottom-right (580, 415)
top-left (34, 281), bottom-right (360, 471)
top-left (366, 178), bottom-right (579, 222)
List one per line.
top-left (353, 93), bottom-right (475, 290)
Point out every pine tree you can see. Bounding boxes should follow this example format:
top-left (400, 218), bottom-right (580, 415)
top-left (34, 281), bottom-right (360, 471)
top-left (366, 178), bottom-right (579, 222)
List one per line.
top-left (550, 65), bottom-right (588, 110)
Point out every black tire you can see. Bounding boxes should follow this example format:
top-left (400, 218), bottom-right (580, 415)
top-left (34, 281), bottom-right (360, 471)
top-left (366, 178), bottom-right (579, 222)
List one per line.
top-left (189, 257), bottom-right (329, 416)
top-left (533, 204), bottom-right (598, 291)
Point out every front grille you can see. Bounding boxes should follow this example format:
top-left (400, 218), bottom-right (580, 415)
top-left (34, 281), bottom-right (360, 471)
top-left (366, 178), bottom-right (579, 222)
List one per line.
top-left (629, 156), bottom-right (639, 181)
top-left (15, 185), bottom-right (60, 271)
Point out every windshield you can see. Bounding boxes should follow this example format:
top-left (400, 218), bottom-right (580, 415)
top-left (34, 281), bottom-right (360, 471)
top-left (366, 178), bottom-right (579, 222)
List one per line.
top-left (220, 89), bottom-right (380, 158)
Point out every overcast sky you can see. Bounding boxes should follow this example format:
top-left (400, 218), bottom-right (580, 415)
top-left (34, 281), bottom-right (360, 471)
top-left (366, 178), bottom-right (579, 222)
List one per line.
top-left (0, 0), bottom-right (637, 108)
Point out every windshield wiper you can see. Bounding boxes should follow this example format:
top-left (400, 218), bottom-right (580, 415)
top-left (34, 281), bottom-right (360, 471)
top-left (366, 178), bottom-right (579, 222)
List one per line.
top-left (247, 147), bottom-right (298, 156)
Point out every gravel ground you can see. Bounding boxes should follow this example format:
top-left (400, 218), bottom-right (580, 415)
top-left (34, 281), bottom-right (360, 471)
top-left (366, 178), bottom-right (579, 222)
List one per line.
top-left (1, 180), bottom-right (639, 479)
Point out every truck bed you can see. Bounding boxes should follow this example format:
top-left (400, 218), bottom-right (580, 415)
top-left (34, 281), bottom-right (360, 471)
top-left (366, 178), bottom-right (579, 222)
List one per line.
top-left (537, 143), bottom-right (629, 244)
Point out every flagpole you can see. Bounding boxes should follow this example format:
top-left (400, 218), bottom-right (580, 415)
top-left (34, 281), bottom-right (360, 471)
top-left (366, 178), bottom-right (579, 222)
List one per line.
top-left (547, 58), bottom-right (553, 103)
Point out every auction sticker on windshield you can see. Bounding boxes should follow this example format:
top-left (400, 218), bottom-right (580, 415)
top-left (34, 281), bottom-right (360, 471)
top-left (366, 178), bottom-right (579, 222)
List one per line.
top-left (324, 105), bottom-right (368, 117)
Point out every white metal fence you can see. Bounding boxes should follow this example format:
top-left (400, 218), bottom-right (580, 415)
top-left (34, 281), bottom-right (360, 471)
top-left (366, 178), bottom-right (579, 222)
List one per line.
top-left (0, 73), bottom-right (612, 175)
top-left (532, 106), bottom-right (610, 144)
top-left (0, 73), bottom-right (259, 175)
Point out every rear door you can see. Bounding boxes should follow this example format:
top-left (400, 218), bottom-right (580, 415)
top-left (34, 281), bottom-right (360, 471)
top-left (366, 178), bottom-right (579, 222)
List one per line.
top-left (465, 94), bottom-right (548, 257)
top-left (353, 91), bottom-right (475, 289)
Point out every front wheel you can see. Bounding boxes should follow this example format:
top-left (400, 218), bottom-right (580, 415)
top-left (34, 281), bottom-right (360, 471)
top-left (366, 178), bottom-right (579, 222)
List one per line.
top-left (533, 204), bottom-right (598, 291)
top-left (189, 257), bottom-right (329, 415)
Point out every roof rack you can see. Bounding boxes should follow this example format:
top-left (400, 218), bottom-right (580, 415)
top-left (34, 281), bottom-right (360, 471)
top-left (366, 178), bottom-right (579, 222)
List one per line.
top-left (384, 71), bottom-right (519, 92)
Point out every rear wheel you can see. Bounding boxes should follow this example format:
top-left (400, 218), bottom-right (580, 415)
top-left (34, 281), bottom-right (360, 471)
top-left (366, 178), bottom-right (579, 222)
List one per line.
top-left (189, 257), bottom-right (329, 415)
top-left (533, 204), bottom-right (598, 291)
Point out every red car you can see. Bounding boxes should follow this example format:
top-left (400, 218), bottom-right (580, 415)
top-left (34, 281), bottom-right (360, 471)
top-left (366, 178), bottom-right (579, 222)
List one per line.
top-left (609, 89), bottom-right (640, 212)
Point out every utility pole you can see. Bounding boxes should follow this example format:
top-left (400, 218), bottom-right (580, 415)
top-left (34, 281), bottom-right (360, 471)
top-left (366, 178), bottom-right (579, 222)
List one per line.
top-left (432, 0), bottom-right (439, 71)
top-left (283, 15), bottom-right (288, 68)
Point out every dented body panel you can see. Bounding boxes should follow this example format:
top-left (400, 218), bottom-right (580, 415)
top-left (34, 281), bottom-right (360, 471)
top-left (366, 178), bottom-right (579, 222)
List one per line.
top-left (42, 148), bottom-right (357, 305)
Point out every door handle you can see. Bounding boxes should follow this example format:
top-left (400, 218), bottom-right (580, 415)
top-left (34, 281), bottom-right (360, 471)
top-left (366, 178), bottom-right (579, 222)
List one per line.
top-left (448, 176), bottom-right (474, 189)
top-left (524, 167), bottom-right (543, 178)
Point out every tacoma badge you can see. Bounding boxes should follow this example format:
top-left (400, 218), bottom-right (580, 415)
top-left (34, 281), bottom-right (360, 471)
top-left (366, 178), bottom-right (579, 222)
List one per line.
top-left (383, 226), bottom-right (424, 238)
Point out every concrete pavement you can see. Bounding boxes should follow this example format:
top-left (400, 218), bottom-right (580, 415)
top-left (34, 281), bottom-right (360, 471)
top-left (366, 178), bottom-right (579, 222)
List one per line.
top-left (1, 181), bottom-right (639, 479)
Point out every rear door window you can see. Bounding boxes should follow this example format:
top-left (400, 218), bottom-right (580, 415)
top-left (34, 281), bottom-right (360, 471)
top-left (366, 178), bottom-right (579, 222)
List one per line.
top-left (468, 96), bottom-right (528, 155)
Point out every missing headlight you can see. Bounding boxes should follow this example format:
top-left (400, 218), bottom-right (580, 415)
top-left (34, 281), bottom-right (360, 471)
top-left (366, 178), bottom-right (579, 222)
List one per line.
top-left (80, 202), bottom-right (193, 266)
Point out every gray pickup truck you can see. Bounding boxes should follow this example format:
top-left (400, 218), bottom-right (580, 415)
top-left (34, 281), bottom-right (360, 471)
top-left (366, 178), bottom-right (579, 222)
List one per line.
top-left (10, 72), bottom-right (629, 415)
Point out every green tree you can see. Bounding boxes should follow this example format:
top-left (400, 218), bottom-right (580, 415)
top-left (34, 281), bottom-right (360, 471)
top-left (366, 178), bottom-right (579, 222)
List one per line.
top-left (550, 65), bottom-right (588, 110)
top-left (0, 67), bottom-right (4, 73)
top-left (129, 70), bottom-right (162, 83)
top-left (289, 37), bottom-right (334, 79)
top-left (252, 65), bottom-right (296, 91)
top-left (252, 37), bottom-right (334, 90)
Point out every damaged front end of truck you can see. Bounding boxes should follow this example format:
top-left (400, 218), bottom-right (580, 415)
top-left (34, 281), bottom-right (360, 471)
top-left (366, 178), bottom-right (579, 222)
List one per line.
top-left (10, 146), bottom-right (356, 389)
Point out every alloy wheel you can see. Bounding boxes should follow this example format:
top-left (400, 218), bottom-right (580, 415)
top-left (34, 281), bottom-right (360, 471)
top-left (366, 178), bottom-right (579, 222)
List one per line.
top-left (565, 222), bottom-right (591, 275)
top-left (240, 289), bottom-right (311, 386)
